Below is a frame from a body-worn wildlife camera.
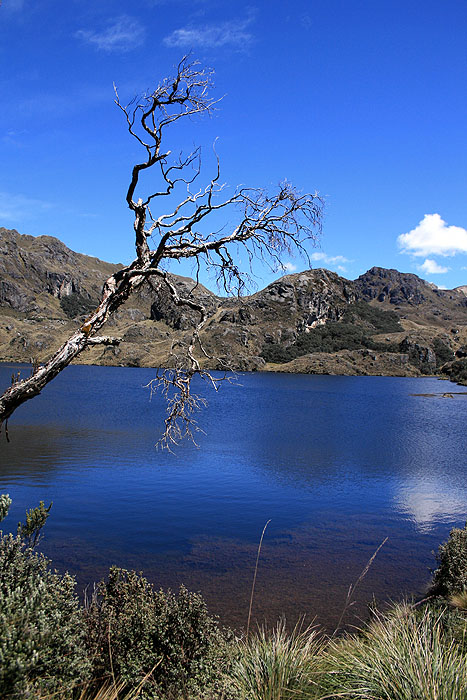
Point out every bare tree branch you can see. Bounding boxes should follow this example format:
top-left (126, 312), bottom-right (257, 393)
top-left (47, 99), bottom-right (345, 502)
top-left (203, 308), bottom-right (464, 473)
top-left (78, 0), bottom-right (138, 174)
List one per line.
top-left (0, 56), bottom-right (323, 448)
top-left (86, 336), bottom-right (121, 346)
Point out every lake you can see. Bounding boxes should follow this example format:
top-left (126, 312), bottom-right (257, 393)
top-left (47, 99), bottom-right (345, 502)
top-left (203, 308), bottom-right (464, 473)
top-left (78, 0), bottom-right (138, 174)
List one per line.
top-left (0, 363), bottom-right (466, 631)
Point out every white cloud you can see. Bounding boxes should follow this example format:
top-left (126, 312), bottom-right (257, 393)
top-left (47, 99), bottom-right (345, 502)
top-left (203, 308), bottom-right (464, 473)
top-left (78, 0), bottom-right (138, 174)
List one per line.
top-left (163, 13), bottom-right (254, 49)
top-left (310, 252), bottom-right (350, 272)
top-left (281, 262), bottom-right (297, 272)
top-left (76, 16), bottom-right (145, 53)
top-left (417, 258), bottom-right (449, 275)
top-left (0, 192), bottom-right (53, 222)
top-left (398, 213), bottom-right (467, 257)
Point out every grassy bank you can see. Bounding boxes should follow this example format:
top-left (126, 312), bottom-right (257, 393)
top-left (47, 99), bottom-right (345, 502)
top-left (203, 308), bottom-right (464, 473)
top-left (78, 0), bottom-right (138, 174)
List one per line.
top-left (1, 495), bottom-right (467, 699)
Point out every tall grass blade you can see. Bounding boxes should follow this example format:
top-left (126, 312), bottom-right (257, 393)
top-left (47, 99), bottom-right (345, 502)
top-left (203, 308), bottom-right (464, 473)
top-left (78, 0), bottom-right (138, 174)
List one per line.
top-left (247, 519), bottom-right (271, 637)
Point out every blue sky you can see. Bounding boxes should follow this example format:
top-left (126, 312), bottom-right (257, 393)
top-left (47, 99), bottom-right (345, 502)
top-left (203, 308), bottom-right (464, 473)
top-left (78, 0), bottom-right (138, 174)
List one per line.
top-left (1, 0), bottom-right (466, 291)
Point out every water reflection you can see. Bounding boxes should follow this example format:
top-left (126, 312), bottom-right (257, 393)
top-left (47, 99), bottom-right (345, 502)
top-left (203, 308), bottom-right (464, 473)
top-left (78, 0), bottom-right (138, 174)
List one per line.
top-left (395, 476), bottom-right (467, 532)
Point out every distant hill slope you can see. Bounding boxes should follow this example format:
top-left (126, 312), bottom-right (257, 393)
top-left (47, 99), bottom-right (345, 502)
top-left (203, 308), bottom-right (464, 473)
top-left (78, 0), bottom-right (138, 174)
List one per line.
top-left (0, 227), bottom-right (120, 316)
top-left (0, 228), bottom-right (466, 382)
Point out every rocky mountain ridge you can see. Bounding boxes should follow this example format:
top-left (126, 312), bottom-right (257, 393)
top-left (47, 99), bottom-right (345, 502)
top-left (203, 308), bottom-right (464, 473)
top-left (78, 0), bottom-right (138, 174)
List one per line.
top-left (1, 228), bottom-right (466, 382)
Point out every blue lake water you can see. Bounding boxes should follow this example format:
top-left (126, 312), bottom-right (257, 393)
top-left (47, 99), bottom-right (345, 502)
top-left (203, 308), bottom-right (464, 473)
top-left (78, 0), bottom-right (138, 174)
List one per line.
top-left (0, 363), bottom-right (466, 630)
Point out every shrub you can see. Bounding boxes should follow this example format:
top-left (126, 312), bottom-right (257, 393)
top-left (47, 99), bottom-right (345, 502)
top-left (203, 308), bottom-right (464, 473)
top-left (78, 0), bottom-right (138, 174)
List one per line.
top-left (261, 323), bottom-right (400, 364)
top-left (342, 301), bottom-right (401, 333)
top-left (85, 567), bottom-right (228, 699)
top-left (320, 603), bottom-right (467, 700)
top-left (60, 293), bottom-right (96, 319)
top-left (432, 337), bottom-right (454, 366)
top-left (431, 522), bottom-right (467, 596)
top-left (443, 357), bottom-right (467, 384)
top-left (0, 495), bottom-right (90, 698)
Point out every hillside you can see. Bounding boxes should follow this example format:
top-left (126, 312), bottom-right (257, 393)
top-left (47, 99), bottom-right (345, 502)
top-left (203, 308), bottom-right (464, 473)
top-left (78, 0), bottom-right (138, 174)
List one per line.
top-left (1, 228), bottom-right (466, 382)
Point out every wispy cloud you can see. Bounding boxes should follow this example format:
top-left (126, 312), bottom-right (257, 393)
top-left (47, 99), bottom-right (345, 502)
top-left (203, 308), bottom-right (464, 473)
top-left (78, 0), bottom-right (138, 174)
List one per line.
top-left (3, 0), bottom-right (25, 12)
top-left (163, 12), bottom-right (255, 50)
top-left (0, 192), bottom-right (53, 223)
top-left (281, 262), bottom-right (297, 272)
top-left (2, 128), bottom-right (28, 147)
top-left (417, 258), bottom-right (449, 275)
top-left (76, 16), bottom-right (145, 53)
top-left (4, 85), bottom-right (111, 124)
top-left (310, 252), bottom-right (351, 272)
top-left (398, 213), bottom-right (467, 257)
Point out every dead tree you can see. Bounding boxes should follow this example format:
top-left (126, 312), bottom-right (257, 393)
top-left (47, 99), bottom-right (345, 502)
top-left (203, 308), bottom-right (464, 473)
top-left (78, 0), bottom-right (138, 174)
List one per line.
top-left (0, 57), bottom-right (323, 448)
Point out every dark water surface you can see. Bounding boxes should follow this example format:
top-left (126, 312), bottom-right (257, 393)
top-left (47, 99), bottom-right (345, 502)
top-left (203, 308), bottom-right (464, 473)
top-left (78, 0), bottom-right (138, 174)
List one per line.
top-left (1, 364), bottom-right (466, 631)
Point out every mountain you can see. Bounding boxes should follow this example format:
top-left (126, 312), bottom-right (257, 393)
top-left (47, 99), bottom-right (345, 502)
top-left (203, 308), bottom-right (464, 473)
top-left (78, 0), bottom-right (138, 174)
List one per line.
top-left (0, 227), bottom-right (119, 315)
top-left (1, 228), bottom-right (466, 382)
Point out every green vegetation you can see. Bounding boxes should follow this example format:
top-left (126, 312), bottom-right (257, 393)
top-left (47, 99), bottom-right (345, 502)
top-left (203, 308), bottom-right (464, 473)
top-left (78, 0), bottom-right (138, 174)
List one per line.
top-left (261, 302), bottom-right (401, 364)
top-left (0, 496), bottom-right (227, 700)
top-left (60, 292), bottom-right (96, 319)
top-left (341, 301), bottom-right (401, 333)
top-left (229, 621), bottom-right (322, 700)
top-left (432, 336), bottom-right (455, 367)
top-left (2, 496), bottom-right (467, 699)
top-left (17, 499), bottom-right (52, 547)
top-left (85, 567), bottom-right (228, 700)
top-left (431, 521), bottom-right (467, 596)
top-left (443, 357), bottom-right (467, 384)
top-left (320, 604), bottom-right (467, 700)
top-left (0, 497), bottom-right (90, 698)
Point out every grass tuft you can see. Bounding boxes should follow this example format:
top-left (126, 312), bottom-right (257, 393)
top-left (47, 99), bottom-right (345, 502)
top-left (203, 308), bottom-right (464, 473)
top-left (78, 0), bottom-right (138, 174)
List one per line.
top-left (320, 603), bottom-right (467, 699)
top-left (229, 619), bottom-right (323, 700)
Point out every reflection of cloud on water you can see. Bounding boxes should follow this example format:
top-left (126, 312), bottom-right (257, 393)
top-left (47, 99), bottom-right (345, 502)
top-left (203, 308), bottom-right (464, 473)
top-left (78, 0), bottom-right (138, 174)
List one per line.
top-left (396, 478), bottom-right (467, 532)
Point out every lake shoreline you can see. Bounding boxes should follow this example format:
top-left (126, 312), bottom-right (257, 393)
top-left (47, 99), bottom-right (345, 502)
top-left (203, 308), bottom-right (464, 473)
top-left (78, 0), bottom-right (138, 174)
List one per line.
top-left (1, 357), bottom-right (465, 386)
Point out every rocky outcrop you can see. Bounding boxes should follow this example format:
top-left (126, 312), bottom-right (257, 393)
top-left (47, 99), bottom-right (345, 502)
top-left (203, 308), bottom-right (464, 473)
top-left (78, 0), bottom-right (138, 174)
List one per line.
top-left (399, 336), bottom-right (436, 372)
top-left (355, 267), bottom-right (467, 325)
top-left (150, 276), bottom-right (219, 330)
top-left (0, 227), bottom-right (119, 317)
top-left (248, 269), bottom-right (357, 331)
top-left (355, 267), bottom-right (431, 306)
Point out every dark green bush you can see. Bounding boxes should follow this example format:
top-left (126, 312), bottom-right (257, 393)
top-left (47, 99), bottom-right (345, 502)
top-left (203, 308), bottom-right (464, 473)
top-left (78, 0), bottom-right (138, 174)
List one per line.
top-left (0, 495), bottom-right (90, 698)
top-left (85, 567), bottom-right (228, 699)
top-left (261, 313), bottom-right (400, 364)
top-left (443, 358), bottom-right (467, 384)
top-left (432, 337), bottom-right (454, 367)
top-left (431, 522), bottom-right (467, 596)
top-left (341, 301), bottom-right (401, 333)
top-left (60, 293), bottom-right (96, 319)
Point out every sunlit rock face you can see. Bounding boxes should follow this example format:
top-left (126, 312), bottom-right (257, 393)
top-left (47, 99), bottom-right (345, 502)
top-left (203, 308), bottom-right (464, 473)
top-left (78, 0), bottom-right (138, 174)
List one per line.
top-left (247, 269), bottom-right (356, 332)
